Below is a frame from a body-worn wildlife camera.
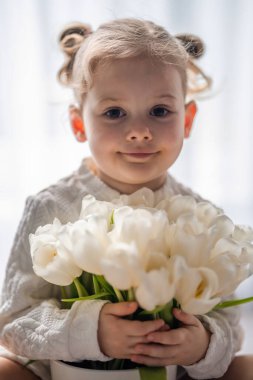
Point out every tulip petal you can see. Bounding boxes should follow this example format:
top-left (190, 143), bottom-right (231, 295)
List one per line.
top-left (135, 268), bottom-right (174, 310)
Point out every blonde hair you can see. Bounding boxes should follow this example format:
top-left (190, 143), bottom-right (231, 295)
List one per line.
top-left (58, 18), bottom-right (211, 105)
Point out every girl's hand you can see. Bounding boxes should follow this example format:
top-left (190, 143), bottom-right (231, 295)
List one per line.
top-left (98, 302), bottom-right (165, 359)
top-left (131, 308), bottom-right (211, 366)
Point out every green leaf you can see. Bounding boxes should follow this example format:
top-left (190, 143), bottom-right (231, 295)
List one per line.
top-left (73, 278), bottom-right (89, 297)
top-left (95, 275), bottom-right (115, 295)
top-left (139, 366), bottom-right (167, 380)
top-left (214, 296), bottom-right (253, 310)
top-left (92, 275), bottom-right (101, 294)
top-left (62, 292), bottom-right (111, 302)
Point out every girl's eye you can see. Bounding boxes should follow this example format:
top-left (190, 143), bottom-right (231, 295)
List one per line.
top-left (104, 108), bottom-right (125, 119)
top-left (150, 107), bottom-right (169, 117)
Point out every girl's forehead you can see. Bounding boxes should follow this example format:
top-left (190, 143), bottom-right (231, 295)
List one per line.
top-left (95, 56), bottom-right (180, 77)
top-left (90, 57), bottom-right (184, 100)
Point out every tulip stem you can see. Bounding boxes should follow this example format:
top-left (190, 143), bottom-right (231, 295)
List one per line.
top-left (113, 287), bottom-right (124, 302)
top-left (127, 288), bottom-right (135, 302)
top-left (61, 286), bottom-right (68, 299)
top-left (93, 275), bottom-right (101, 294)
top-left (73, 278), bottom-right (89, 297)
top-left (214, 296), bottom-right (253, 309)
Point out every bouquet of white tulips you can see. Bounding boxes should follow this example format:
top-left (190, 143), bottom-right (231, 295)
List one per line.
top-left (29, 188), bottom-right (253, 379)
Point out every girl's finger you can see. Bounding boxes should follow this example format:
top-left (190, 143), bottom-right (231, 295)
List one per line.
top-left (173, 308), bottom-right (199, 326)
top-left (127, 335), bottom-right (150, 350)
top-left (133, 343), bottom-right (178, 359)
top-left (157, 324), bottom-right (171, 332)
top-left (124, 318), bottom-right (165, 337)
top-left (147, 327), bottom-right (185, 345)
top-left (106, 302), bottom-right (138, 316)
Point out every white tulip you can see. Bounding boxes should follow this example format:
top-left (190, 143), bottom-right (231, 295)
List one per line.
top-left (101, 241), bottom-right (142, 289)
top-left (240, 243), bottom-right (253, 265)
top-left (167, 221), bottom-right (211, 267)
top-left (209, 253), bottom-right (249, 297)
top-left (30, 219), bottom-right (82, 286)
top-left (80, 194), bottom-right (114, 221)
top-left (240, 243), bottom-right (253, 276)
top-left (145, 251), bottom-right (170, 272)
top-left (175, 267), bottom-right (220, 315)
top-left (209, 237), bottom-right (253, 295)
top-left (177, 213), bottom-right (207, 234)
top-left (110, 207), bottom-right (169, 269)
top-left (210, 237), bottom-right (242, 259)
top-left (232, 225), bottom-right (253, 242)
top-left (113, 188), bottom-right (156, 208)
top-left (167, 255), bottom-right (189, 283)
top-left (195, 202), bottom-right (221, 227)
top-left (32, 217), bottom-right (62, 237)
top-left (69, 217), bottom-right (110, 275)
top-left (160, 195), bottom-right (197, 222)
top-left (208, 215), bottom-right (235, 246)
top-left (100, 205), bottom-right (171, 294)
top-left (135, 268), bottom-right (175, 311)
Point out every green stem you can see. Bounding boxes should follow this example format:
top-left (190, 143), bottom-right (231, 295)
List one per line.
top-left (139, 366), bottom-right (167, 380)
top-left (61, 286), bottom-right (68, 299)
top-left (127, 287), bottom-right (135, 302)
top-left (73, 278), bottom-right (89, 297)
top-left (113, 287), bottom-right (124, 302)
top-left (93, 275), bottom-right (100, 294)
top-left (159, 300), bottom-right (175, 326)
top-left (214, 296), bottom-right (253, 310)
top-left (96, 275), bottom-right (115, 295)
top-left (62, 292), bottom-right (111, 302)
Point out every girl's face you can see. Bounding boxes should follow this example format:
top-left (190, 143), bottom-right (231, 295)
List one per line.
top-left (81, 56), bottom-right (196, 194)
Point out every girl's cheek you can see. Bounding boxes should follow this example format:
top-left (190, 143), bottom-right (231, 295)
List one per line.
top-left (162, 129), bottom-right (179, 142)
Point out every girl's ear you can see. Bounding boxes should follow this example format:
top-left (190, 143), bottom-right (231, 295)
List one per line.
top-left (69, 105), bottom-right (87, 142)
top-left (184, 101), bottom-right (197, 138)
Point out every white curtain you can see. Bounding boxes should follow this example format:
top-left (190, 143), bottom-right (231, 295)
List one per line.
top-left (1, 0), bottom-right (253, 297)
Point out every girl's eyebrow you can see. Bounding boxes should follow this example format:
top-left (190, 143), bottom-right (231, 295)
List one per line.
top-left (97, 97), bottom-right (123, 105)
top-left (98, 94), bottom-right (177, 105)
top-left (155, 94), bottom-right (177, 100)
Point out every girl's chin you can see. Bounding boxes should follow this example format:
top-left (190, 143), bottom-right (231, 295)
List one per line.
top-left (99, 173), bottom-right (167, 194)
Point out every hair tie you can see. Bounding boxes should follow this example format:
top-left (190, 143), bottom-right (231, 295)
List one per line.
top-left (175, 34), bottom-right (205, 59)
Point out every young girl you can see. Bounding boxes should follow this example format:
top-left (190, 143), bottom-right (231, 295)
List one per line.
top-left (0, 18), bottom-right (252, 380)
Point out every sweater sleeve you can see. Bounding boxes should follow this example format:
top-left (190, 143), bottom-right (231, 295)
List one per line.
top-left (182, 302), bottom-right (243, 379)
top-left (0, 195), bottom-right (110, 362)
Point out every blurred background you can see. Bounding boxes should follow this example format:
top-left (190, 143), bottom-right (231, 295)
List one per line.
top-left (0, 0), bottom-right (252, 352)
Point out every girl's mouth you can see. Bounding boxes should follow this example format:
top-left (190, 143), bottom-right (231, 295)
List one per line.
top-left (119, 152), bottom-right (158, 161)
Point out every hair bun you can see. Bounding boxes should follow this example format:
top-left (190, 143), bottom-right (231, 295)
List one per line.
top-left (59, 23), bottom-right (92, 56)
top-left (175, 34), bottom-right (205, 59)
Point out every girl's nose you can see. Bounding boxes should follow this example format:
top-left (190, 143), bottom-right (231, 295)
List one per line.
top-left (126, 125), bottom-right (152, 141)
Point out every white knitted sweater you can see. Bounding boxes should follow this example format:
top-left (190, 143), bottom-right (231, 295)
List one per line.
top-left (0, 158), bottom-right (242, 380)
